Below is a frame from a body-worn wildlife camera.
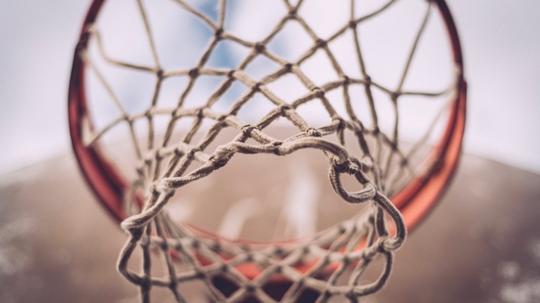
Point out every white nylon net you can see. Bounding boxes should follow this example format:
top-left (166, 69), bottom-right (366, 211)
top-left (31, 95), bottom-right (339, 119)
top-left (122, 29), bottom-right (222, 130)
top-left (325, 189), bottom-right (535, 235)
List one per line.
top-left (79, 0), bottom-right (459, 301)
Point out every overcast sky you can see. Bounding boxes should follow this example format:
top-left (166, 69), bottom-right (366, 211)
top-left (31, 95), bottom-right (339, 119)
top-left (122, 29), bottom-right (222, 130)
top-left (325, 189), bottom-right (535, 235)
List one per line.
top-left (0, 0), bottom-right (539, 174)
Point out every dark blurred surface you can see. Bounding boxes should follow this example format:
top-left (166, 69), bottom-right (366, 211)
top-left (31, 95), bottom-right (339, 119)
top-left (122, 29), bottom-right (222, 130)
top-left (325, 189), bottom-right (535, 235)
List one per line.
top-left (0, 154), bottom-right (539, 303)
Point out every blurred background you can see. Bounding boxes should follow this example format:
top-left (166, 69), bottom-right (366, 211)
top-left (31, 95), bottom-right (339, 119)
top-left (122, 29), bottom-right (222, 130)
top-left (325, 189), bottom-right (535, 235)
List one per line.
top-left (1, 0), bottom-right (539, 175)
top-left (0, 0), bottom-right (539, 303)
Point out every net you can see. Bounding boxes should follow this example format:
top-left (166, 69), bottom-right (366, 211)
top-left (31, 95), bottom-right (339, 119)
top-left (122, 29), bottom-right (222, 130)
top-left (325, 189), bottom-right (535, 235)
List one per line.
top-left (69, 0), bottom-right (465, 302)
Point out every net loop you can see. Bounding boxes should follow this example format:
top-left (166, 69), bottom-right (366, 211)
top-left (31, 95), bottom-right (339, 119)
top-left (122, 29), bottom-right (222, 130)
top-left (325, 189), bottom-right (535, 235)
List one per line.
top-left (329, 165), bottom-right (376, 204)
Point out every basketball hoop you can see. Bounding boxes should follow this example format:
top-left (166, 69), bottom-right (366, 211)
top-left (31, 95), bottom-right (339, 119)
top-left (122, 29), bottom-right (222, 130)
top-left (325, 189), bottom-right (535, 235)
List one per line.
top-left (68, 0), bottom-right (466, 302)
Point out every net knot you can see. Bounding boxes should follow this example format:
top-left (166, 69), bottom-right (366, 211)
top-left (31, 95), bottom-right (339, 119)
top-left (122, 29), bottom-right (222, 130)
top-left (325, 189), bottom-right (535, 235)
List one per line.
top-left (143, 156), bottom-right (153, 167)
top-left (185, 146), bottom-right (200, 159)
top-left (209, 240), bottom-right (222, 252)
top-left (210, 146), bottom-right (233, 168)
top-left (270, 140), bottom-right (283, 155)
top-left (120, 218), bottom-right (145, 238)
top-left (156, 68), bottom-right (164, 79)
top-left (400, 158), bottom-right (408, 166)
top-left (342, 255), bottom-right (351, 266)
top-left (191, 239), bottom-right (200, 250)
top-left (241, 124), bottom-right (258, 137)
top-left (278, 104), bottom-right (293, 114)
top-left (155, 180), bottom-right (175, 197)
top-left (245, 253), bottom-right (254, 262)
top-left (330, 157), bottom-right (350, 172)
top-left (364, 75), bottom-right (373, 86)
top-left (273, 247), bottom-right (285, 257)
top-left (124, 114), bottom-right (135, 125)
top-left (219, 263), bottom-right (229, 273)
top-left (310, 86), bottom-right (325, 98)
top-left (379, 236), bottom-right (403, 252)
top-left (144, 108), bottom-right (154, 120)
top-left (253, 42), bottom-right (266, 53)
top-left (287, 9), bottom-right (297, 19)
top-left (139, 235), bottom-right (151, 249)
top-left (194, 268), bottom-right (206, 280)
top-left (209, 156), bottom-right (228, 169)
top-left (217, 113), bottom-right (229, 123)
top-left (283, 62), bottom-right (293, 72)
top-left (141, 277), bottom-right (151, 289)
top-left (360, 156), bottom-right (374, 171)
top-left (305, 127), bottom-right (322, 137)
top-left (348, 157), bottom-right (369, 175)
top-left (333, 116), bottom-right (346, 130)
top-left (136, 165), bottom-right (145, 176)
top-left (351, 118), bottom-right (365, 132)
top-left (315, 38), bottom-right (328, 48)
top-left (195, 107), bottom-right (205, 119)
top-left (158, 238), bottom-right (168, 251)
top-left (391, 91), bottom-right (401, 101)
top-left (188, 68), bottom-right (200, 78)
top-left (321, 290), bottom-right (332, 299)
top-left (214, 27), bottom-right (224, 39)
top-left (173, 147), bottom-right (183, 157)
top-left (245, 283), bottom-right (256, 294)
top-left (253, 81), bottom-right (263, 92)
